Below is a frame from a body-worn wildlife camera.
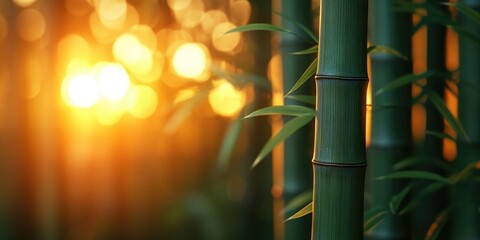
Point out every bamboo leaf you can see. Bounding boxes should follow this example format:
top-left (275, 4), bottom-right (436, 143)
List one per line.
top-left (225, 23), bottom-right (290, 34)
top-left (374, 71), bottom-right (434, 96)
top-left (292, 45), bottom-right (318, 55)
top-left (244, 105), bottom-right (315, 119)
top-left (367, 45), bottom-right (409, 61)
top-left (392, 157), bottom-right (419, 171)
top-left (377, 170), bottom-right (452, 184)
top-left (449, 161), bottom-right (479, 184)
top-left (425, 130), bottom-right (457, 142)
top-left (364, 210), bottom-right (389, 233)
top-left (399, 182), bottom-right (447, 215)
top-left (164, 89), bottom-right (209, 134)
top-left (216, 118), bottom-right (243, 172)
top-left (285, 95), bottom-right (316, 105)
top-left (282, 190), bottom-right (312, 214)
top-left (273, 11), bottom-right (318, 43)
top-left (251, 115), bottom-right (313, 168)
top-left (448, 24), bottom-right (480, 45)
top-left (423, 87), bottom-right (470, 141)
top-left (285, 58), bottom-right (317, 96)
top-left (442, 2), bottom-right (480, 26)
top-left (425, 208), bottom-right (451, 240)
top-left (285, 202), bottom-right (312, 221)
top-left (389, 184), bottom-right (413, 214)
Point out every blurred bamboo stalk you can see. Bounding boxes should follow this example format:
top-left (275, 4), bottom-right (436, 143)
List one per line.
top-left (451, 0), bottom-right (480, 239)
top-left (412, 0), bottom-right (448, 238)
top-left (280, 0), bottom-right (313, 239)
top-left (367, 0), bottom-right (413, 239)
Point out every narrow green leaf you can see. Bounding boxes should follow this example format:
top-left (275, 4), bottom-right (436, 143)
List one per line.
top-left (285, 202), bottom-right (312, 221)
top-left (251, 115), bottom-right (313, 168)
top-left (282, 190), bottom-right (312, 214)
top-left (399, 182), bottom-right (447, 215)
top-left (292, 45), bottom-right (318, 55)
top-left (216, 118), bottom-right (243, 172)
top-left (392, 157), bottom-right (419, 171)
top-left (442, 2), bottom-right (480, 26)
top-left (273, 11), bottom-right (318, 43)
top-left (389, 184), bottom-right (413, 214)
top-left (364, 210), bottom-right (389, 233)
top-left (425, 130), bottom-right (456, 142)
top-left (225, 23), bottom-right (290, 34)
top-left (377, 170), bottom-right (452, 184)
top-left (364, 206), bottom-right (387, 221)
top-left (449, 161), bottom-right (479, 184)
top-left (244, 105), bottom-right (315, 119)
top-left (285, 58), bottom-right (317, 96)
top-left (448, 24), bottom-right (480, 45)
top-left (164, 89), bottom-right (209, 134)
top-left (423, 87), bottom-right (470, 141)
top-left (425, 208), bottom-right (451, 240)
top-left (285, 95), bottom-right (316, 105)
top-left (367, 45), bottom-right (409, 61)
top-left (374, 71), bottom-right (434, 96)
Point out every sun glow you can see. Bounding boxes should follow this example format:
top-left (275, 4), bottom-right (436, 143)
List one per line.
top-left (63, 73), bottom-right (100, 108)
top-left (96, 62), bottom-right (130, 100)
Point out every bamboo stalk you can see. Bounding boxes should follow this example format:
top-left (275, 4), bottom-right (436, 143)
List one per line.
top-left (412, 1), bottom-right (448, 238)
top-left (451, 0), bottom-right (480, 239)
top-left (243, 0), bottom-right (274, 239)
top-left (367, 0), bottom-right (412, 239)
top-left (312, 1), bottom-right (368, 239)
top-left (280, 1), bottom-right (313, 239)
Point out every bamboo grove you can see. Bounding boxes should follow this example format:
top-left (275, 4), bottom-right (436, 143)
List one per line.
top-left (229, 0), bottom-right (480, 239)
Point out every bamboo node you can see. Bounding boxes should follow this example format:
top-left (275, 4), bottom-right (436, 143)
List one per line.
top-left (311, 160), bottom-right (367, 168)
top-left (314, 74), bottom-right (368, 82)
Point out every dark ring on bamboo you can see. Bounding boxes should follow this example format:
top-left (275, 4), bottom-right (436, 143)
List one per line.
top-left (315, 74), bottom-right (368, 82)
top-left (312, 160), bottom-right (367, 168)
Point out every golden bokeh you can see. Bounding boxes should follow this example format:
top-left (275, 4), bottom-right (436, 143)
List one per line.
top-left (13, 0), bottom-right (37, 8)
top-left (95, 62), bottom-right (131, 101)
top-left (172, 42), bottom-right (210, 81)
top-left (212, 21), bottom-right (241, 52)
top-left (97, 0), bottom-right (127, 29)
top-left (0, 15), bottom-right (7, 41)
top-left (229, 0), bottom-right (251, 26)
top-left (113, 32), bottom-right (153, 77)
top-left (57, 34), bottom-right (91, 68)
top-left (208, 79), bottom-right (246, 117)
top-left (167, 0), bottom-right (191, 11)
top-left (62, 73), bottom-right (100, 108)
top-left (201, 10), bottom-right (228, 34)
top-left (16, 9), bottom-right (46, 42)
top-left (127, 85), bottom-right (158, 119)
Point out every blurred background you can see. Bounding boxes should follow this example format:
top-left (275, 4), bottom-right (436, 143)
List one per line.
top-left (0, 0), bottom-right (288, 239)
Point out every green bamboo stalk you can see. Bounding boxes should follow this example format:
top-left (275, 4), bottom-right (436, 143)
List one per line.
top-left (367, 0), bottom-right (412, 239)
top-left (451, 0), bottom-right (480, 239)
top-left (312, 1), bottom-right (368, 239)
top-left (280, 1), bottom-right (313, 239)
top-left (412, 1), bottom-right (448, 238)
top-left (243, 0), bottom-right (274, 239)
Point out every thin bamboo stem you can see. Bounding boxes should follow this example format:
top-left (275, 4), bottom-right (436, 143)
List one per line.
top-left (280, 1), bottom-right (313, 239)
